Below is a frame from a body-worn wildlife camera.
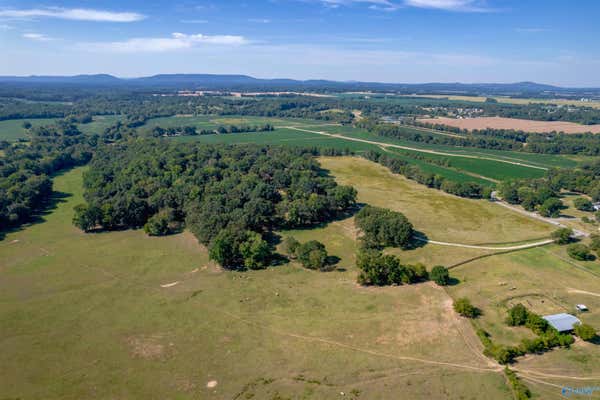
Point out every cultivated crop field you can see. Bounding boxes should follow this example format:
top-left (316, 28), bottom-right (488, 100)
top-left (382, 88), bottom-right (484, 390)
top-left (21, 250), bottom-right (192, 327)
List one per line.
top-left (176, 119), bottom-right (579, 184)
top-left (420, 116), bottom-right (600, 134)
top-left (400, 94), bottom-right (600, 110)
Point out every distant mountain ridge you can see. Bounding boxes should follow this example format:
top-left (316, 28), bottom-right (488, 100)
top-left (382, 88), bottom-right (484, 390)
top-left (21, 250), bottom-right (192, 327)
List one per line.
top-left (0, 74), bottom-right (597, 96)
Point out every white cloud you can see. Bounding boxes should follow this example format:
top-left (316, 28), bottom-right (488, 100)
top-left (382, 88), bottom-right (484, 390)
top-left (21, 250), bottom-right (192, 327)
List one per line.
top-left (22, 32), bottom-right (54, 41)
top-left (403, 0), bottom-right (489, 12)
top-left (248, 18), bottom-right (272, 23)
top-left (84, 33), bottom-right (248, 53)
top-left (0, 8), bottom-right (145, 22)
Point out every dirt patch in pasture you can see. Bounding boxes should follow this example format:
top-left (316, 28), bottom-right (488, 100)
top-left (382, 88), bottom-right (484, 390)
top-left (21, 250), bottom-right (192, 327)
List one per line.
top-left (126, 335), bottom-right (167, 360)
top-left (418, 116), bottom-right (600, 134)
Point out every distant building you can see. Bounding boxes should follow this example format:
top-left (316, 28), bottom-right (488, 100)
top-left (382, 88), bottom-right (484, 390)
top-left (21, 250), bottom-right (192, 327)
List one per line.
top-left (543, 313), bottom-right (581, 332)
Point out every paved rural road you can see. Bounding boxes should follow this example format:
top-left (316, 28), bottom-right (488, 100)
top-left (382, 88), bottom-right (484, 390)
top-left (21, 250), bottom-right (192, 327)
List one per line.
top-left (413, 236), bottom-right (554, 251)
top-left (285, 126), bottom-right (549, 171)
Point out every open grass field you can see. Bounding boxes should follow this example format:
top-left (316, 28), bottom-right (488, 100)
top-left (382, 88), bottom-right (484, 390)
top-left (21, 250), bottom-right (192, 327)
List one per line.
top-left (143, 115), bottom-right (320, 132)
top-left (419, 116), bottom-right (600, 134)
top-left (0, 167), bottom-right (516, 399)
top-left (0, 118), bottom-right (57, 141)
top-left (78, 115), bottom-right (123, 135)
top-left (319, 157), bottom-right (555, 245)
top-left (0, 115), bottom-right (123, 141)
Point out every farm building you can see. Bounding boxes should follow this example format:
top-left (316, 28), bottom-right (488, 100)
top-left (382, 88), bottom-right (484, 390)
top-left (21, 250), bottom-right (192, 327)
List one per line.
top-left (543, 313), bottom-right (581, 332)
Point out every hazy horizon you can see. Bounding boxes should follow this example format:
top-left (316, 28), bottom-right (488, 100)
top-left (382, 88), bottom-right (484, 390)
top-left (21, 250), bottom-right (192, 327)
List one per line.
top-left (1, 1), bottom-right (599, 86)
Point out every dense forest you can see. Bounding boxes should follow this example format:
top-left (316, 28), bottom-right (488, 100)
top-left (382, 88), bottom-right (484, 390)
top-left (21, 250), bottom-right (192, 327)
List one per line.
top-left (74, 141), bottom-right (357, 269)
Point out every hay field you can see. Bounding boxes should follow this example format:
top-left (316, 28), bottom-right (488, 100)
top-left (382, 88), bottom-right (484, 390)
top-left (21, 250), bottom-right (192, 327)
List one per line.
top-left (419, 116), bottom-right (600, 134)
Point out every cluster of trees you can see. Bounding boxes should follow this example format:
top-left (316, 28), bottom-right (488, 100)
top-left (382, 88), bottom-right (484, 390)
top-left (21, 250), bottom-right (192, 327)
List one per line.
top-left (208, 229), bottom-right (271, 270)
top-left (1, 121), bottom-right (94, 231)
top-left (500, 160), bottom-right (600, 222)
top-left (354, 205), bottom-right (414, 249)
top-left (356, 250), bottom-right (428, 286)
top-left (74, 141), bottom-right (357, 269)
top-left (567, 243), bottom-right (595, 261)
top-left (498, 181), bottom-right (564, 216)
top-left (150, 124), bottom-right (275, 137)
top-left (552, 228), bottom-right (597, 261)
top-left (282, 237), bottom-right (332, 271)
top-left (364, 151), bottom-right (489, 199)
top-left (478, 304), bottom-right (576, 364)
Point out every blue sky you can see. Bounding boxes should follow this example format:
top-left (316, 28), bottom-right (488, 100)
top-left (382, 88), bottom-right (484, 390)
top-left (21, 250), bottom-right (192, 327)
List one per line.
top-left (1, 0), bottom-right (599, 86)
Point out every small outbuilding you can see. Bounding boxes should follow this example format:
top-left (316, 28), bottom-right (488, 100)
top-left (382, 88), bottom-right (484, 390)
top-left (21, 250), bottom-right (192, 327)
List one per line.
top-left (576, 304), bottom-right (589, 312)
top-left (543, 313), bottom-right (581, 332)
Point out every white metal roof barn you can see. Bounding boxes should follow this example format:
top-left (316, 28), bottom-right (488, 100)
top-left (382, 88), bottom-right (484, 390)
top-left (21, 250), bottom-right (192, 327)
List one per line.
top-left (543, 313), bottom-right (581, 332)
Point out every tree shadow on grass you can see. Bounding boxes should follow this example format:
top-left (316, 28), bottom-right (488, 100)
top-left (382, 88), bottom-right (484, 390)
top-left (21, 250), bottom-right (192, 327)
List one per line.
top-left (447, 277), bottom-right (461, 286)
top-left (0, 190), bottom-right (72, 241)
top-left (403, 230), bottom-right (429, 251)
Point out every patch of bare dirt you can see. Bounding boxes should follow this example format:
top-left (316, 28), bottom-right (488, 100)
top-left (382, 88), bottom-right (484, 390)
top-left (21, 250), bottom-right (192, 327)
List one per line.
top-left (126, 335), bottom-right (166, 360)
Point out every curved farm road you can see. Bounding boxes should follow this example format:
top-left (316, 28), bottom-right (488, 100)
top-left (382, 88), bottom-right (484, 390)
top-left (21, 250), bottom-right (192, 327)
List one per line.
top-left (414, 237), bottom-right (554, 251)
top-left (285, 126), bottom-right (548, 171)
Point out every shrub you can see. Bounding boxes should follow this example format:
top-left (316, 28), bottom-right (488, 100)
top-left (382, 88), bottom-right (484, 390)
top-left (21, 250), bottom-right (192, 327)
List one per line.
top-left (453, 298), bottom-right (479, 318)
top-left (281, 236), bottom-right (300, 258)
top-left (504, 367), bottom-right (532, 399)
top-left (574, 197), bottom-right (594, 212)
top-left (506, 304), bottom-right (529, 326)
top-left (574, 323), bottom-right (597, 341)
top-left (589, 234), bottom-right (600, 254)
top-left (430, 265), bottom-right (450, 286)
top-left (296, 240), bottom-right (328, 270)
top-left (551, 227), bottom-right (573, 245)
top-left (525, 313), bottom-right (551, 335)
top-left (539, 197), bottom-right (563, 218)
top-left (567, 243), bottom-right (594, 261)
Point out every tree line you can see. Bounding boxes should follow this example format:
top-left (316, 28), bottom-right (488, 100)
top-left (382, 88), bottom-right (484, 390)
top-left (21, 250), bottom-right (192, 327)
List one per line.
top-left (149, 124), bottom-right (274, 137)
top-left (363, 151), bottom-right (489, 199)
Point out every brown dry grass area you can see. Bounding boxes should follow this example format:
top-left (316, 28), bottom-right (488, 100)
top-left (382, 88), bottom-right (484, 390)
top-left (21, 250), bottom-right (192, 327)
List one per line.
top-left (419, 116), bottom-right (600, 134)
